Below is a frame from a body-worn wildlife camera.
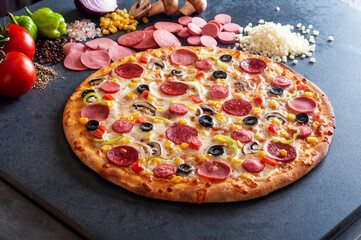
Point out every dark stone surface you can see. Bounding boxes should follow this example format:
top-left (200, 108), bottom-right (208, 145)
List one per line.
top-left (1, 0), bottom-right (361, 239)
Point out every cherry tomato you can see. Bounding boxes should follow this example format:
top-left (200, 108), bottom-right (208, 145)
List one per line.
top-left (3, 25), bottom-right (35, 60)
top-left (268, 123), bottom-right (281, 135)
top-left (0, 51), bottom-right (36, 98)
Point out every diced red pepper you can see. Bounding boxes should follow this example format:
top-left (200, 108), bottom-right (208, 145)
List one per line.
top-left (261, 156), bottom-right (279, 166)
top-left (92, 122), bottom-right (107, 139)
top-left (155, 73), bottom-right (162, 79)
top-left (268, 123), bottom-right (281, 135)
top-left (254, 93), bottom-right (263, 105)
top-left (103, 94), bottom-right (116, 101)
top-left (189, 94), bottom-right (203, 103)
top-left (196, 71), bottom-right (205, 78)
top-left (140, 52), bottom-right (151, 64)
top-left (314, 112), bottom-right (322, 120)
top-left (297, 84), bottom-right (311, 91)
top-left (189, 137), bottom-right (202, 150)
top-left (251, 75), bottom-right (262, 83)
top-left (131, 162), bottom-right (145, 173)
top-left (142, 90), bottom-right (150, 99)
top-left (136, 116), bottom-right (147, 124)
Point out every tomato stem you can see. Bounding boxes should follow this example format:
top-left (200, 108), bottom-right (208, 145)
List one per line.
top-left (0, 50), bottom-right (5, 64)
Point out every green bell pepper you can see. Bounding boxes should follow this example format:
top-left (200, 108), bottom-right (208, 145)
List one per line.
top-left (25, 7), bottom-right (66, 39)
top-left (7, 12), bottom-right (38, 40)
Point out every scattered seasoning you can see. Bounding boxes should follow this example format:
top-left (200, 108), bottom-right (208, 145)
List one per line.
top-left (34, 37), bottom-right (73, 65)
top-left (66, 19), bottom-right (102, 41)
top-left (32, 63), bottom-right (58, 89)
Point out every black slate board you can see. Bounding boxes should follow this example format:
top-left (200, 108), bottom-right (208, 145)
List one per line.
top-left (1, 0), bottom-right (361, 239)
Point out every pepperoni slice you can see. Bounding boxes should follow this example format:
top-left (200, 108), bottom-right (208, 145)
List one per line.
top-left (240, 58), bottom-right (267, 74)
top-left (197, 161), bottom-right (231, 180)
top-left (214, 14), bottom-right (232, 25)
top-left (132, 30), bottom-right (158, 50)
top-left (166, 124), bottom-right (198, 145)
top-left (108, 45), bottom-right (136, 62)
top-left (154, 22), bottom-right (183, 33)
top-left (297, 125), bottom-right (313, 138)
top-left (115, 63), bottom-right (144, 79)
top-left (112, 119), bottom-right (133, 133)
top-left (209, 85), bottom-right (229, 98)
top-left (170, 49), bottom-right (198, 66)
top-left (242, 158), bottom-right (265, 173)
top-left (160, 81), bottom-right (188, 96)
top-left (231, 129), bottom-right (253, 143)
top-left (287, 96), bottom-right (317, 113)
top-left (195, 58), bottom-right (215, 70)
top-left (272, 76), bottom-right (292, 88)
top-left (101, 82), bottom-right (121, 93)
top-left (169, 103), bottom-right (189, 115)
top-left (201, 23), bottom-right (220, 38)
top-left (153, 164), bottom-right (176, 178)
top-left (80, 104), bottom-right (109, 121)
top-left (222, 99), bottom-right (253, 116)
top-left (106, 146), bottom-right (139, 166)
top-left (117, 31), bottom-right (145, 47)
top-left (267, 142), bottom-right (297, 162)
top-left (153, 30), bottom-right (181, 48)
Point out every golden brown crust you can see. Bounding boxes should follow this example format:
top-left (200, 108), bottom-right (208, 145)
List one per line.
top-left (63, 47), bottom-right (335, 203)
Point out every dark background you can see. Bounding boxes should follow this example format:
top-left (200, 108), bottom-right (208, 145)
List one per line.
top-left (0, 0), bottom-right (41, 17)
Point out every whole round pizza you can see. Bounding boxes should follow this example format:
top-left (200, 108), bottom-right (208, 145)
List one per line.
top-left (63, 47), bottom-right (335, 203)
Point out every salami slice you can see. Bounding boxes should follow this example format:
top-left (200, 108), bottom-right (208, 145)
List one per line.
top-left (207, 20), bottom-right (222, 31)
top-left (201, 23), bottom-right (220, 38)
top-left (214, 14), bottom-right (232, 25)
top-left (218, 32), bottom-right (236, 44)
top-left (178, 16), bottom-right (192, 26)
top-left (80, 50), bottom-right (111, 70)
top-left (64, 52), bottom-right (88, 71)
top-left (231, 129), bottom-right (253, 143)
top-left (115, 63), bottom-right (144, 79)
top-left (287, 97), bottom-right (317, 113)
top-left (106, 146), bottom-right (139, 166)
top-left (169, 103), bottom-right (189, 115)
top-left (272, 76), bottom-right (292, 87)
top-left (170, 49), bottom-right (198, 66)
top-left (101, 82), bottom-right (121, 93)
top-left (223, 23), bottom-right (241, 33)
top-left (195, 58), bottom-right (215, 70)
top-left (112, 119), bottom-right (133, 133)
top-left (144, 26), bottom-right (156, 31)
top-left (132, 31), bottom-right (158, 50)
top-left (187, 36), bottom-right (201, 46)
top-left (200, 36), bottom-right (217, 47)
top-left (153, 30), bottom-right (181, 48)
top-left (240, 58), bottom-right (267, 74)
top-left (153, 164), bottom-right (176, 178)
top-left (108, 45), bottom-right (136, 62)
top-left (222, 99), bottom-right (253, 116)
top-left (197, 161), bottom-right (231, 180)
top-left (177, 27), bottom-right (191, 39)
top-left (166, 124), bottom-right (198, 145)
top-left (267, 142), bottom-right (297, 162)
top-left (80, 104), bottom-right (109, 121)
top-left (191, 17), bottom-right (207, 28)
top-left (297, 125), bottom-right (313, 138)
top-left (85, 38), bottom-right (116, 50)
top-left (63, 42), bottom-right (86, 56)
top-left (209, 85), bottom-right (229, 98)
top-left (187, 23), bottom-right (202, 36)
top-left (154, 22), bottom-right (183, 33)
top-left (160, 81), bottom-right (189, 96)
top-left (242, 158), bottom-right (265, 173)
top-left (117, 31), bottom-right (145, 47)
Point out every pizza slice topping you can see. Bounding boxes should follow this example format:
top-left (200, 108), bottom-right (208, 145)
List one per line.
top-left (197, 161), bottom-right (232, 180)
top-left (107, 146), bottom-right (140, 167)
top-left (80, 104), bottom-right (110, 121)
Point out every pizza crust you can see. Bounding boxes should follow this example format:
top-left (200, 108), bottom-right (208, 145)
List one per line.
top-left (63, 47), bottom-right (335, 203)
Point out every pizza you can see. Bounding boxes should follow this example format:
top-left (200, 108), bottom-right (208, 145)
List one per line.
top-left (63, 46), bottom-right (335, 203)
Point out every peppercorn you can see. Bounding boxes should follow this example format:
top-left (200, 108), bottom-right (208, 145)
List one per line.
top-left (33, 37), bottom-right (73, 65)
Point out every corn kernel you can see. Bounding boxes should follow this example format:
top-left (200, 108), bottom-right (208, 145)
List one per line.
top-left (147, 96), bottom-right (154, 102)
top-left (126, 92), bottom-right (137, 98)
top-left (306, 137), bottom-right (318, 144)
top-left (156, 107), bottom-right (164, 111)
top-left (304, 92), bottom-right (314, 97)
top-left (209, 101), bottom-right (216, 106)
top-left (215, 112), bottom-right (223, 116)
top-left (86, 87), bottom-right (94, 90)
top-left (252, 107), bottom-right (261, 115)
top-left (171, 100), bottom-right (179, 104)
top-left (200, 130), bottom-right (208, 136)
top-left (188, 105), bottom-right (195, 111)
top-left (154, 51), bottom-right (162, 57)
top-left (232, 158), bottom-right (243, 164)
top-left (139, 157), bottom-right (146, 164)
top-left (126, 116), bottom-right (134, 121)
top-left (254, 133), bottom-right (262, 140)
top-left (105, 101), bottom-right (114, 108)
top-left (256, 90), bottom-right (264, 94)
top-left (132, 113), bottom-right (140, 118)
top-left (171, 176), bottom-right (183, 183)
top-left (242, 173), bottom-right (254, 179)
top-left (272, 118), bottom-right (281, 124)
top-left (312, 121), bottom-right (320, 128)
top-left (153, 118), bottom-right (162, 123)
top-left (147, 132), bottom-right (152, 140)
top-left (258, 151), bottom-right (267, 158)
top-left (129, 55), bottom-right (136, 62)
top-left (280, 130), bottom-right (288, 137)
top-left (128, 26), bottom-right (136, 31)
top-left (233, 71), bottom-right (239, 77)
top-left (217, 137), bottom-right (227, 144)
top-left (118, 24), bottom-right (124, 30)
top-left (280, 149), bottom-right (288, 156)
top-left (153, 158), bottom-right (161, 166)
top-left (119, 115), bottom-right (126, 119)
top-left (172, 147), bottom-right (180, 153)
top-left (199, 154), bottom-right (207, 161)
top-left (217, 116), bottom-right (226, 123)
top-left (109, 27), bottom-right (117, 34)
top-left (288, 113), bottom-right (296, 121)
top-left (179, 119), bottom-right (188, 125)
top-left (237, 117), bottom-right (244, 123)
top-left (231, 124), bottom-right (239, 130)
top-left (165, 140), bottom-right (173, 149)
top-left (266, 74), bottom-right (274, 81)
top-left (215, 103), bottom-right (222, 109)
top-left (129, 82), bottom-right (137, 87)
top-left (79, 117), bottom-right (88, 124)
top-left (206, 154), bottom-right (213, 158)
top-left (180, 143), bottom-right (189, 149)
top-left (174, 157), bottom-right (182, 164)
top-left (102, 29), bottom-right (110, 35)
top-left (236, 140), bottom-right (242, 148)
top-left (100, 145), bottom-right (111, 153)
top-left (121, 138), bottom-right (132, 144)
top-left (144, 170), bottom-right (154, 175)
top-left (269, 99), bottom-right (277, 108)
top-left (142, 16), bottom-right (149, 23)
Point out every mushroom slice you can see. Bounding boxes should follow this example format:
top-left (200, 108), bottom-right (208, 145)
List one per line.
top-left (146, 142), bottom-right (162, 156)
top-left (147, 58), bottom-right (165, 69)
top-left (129, 0), bottom-right (151, 19)
top-left (132, 102), bottom-right (156, 116)
top-left (243, 141), bottom-right (263, 155)
top-left (88, 76), bottom-right (106, 86)
top-left (235, 81), bottom-right (249, 91)
top-left (200, 104), bottom-right (216, 115)
top-left (265, 111), bottom-right (287, 124)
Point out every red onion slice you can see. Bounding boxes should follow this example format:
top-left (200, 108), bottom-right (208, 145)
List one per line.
top-left (74, 0), bottom-right (118, 15)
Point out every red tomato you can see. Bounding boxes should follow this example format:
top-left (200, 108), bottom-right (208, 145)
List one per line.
top-left (189, 137), bottom-right (202, 150)
top-left (3, 25), bottom-right (35, 60)
top-left (131, 162), bottom-right (145, 173)
top-left (268, 123), bottom-right (281, 135)
top-left (0, 51), bottom-right (36, 98)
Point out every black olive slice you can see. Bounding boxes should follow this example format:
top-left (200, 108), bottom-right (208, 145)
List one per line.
top-left (177, 163), bottom-right (194, 174)
top-left (199, 115), bottom-right (214, 128)
top-left (212, 71), bottom-right (227, 79)
top-left (86, 120), bottom-right (100, 131)
top-left (295, 113), bottom-right (309, 124)
top-left (235, 82), bottom-right (246, 91)
top-left (140, 122), bottom-right (154, 132)
top-left (219, 54), bottom-right (232, 62)
top-left (171, 69), bottom-right (184, 77)
top-left (270, 86), bottom-right (284, 95)
top-left (200, 104), bottom-right (216, 115)
top-left (137, 84), bottom-right (149, 94)
top-left (81, 89), bottom-right (95, 98)
top-left (154, 62), bottom-right (164, 69)
top-left (89, 77), bottom-right (105, 86)
top-left (208, 145), bottom-right (225, 156)
top-left (243, 116), bottom-right (258, 126)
